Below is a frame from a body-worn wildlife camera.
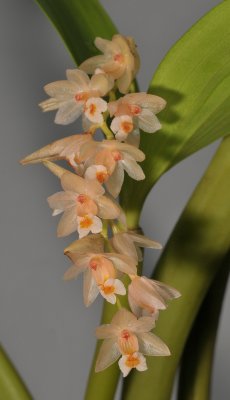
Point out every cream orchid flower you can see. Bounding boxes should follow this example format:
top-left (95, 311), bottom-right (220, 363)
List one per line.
top-left (47, 170), bottom-right (120, 238)
top-left (111, 231), bottom-right (162, 262)
top-left (64, 235), bottom-right (137, 306)
top-left (39, 69), bottom-right (111, 125)
top-left (79, 34), bottom-right (140, 94)
top-left (20, 134), bottom-right (93, 171)
top-left (95, 308), bottom-right (170, 375)
top-left (83, 140), bottom-right (145, 198)
top-left (128, 275), bottom-right (181, 318)
top-left (108, 92), bottom-right (166, 138)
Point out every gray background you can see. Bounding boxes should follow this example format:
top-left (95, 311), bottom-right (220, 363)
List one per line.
top-left (0, 0), bottom-right (229, 399)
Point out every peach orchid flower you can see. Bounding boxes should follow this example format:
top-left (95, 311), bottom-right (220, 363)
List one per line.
top-left (80, 34), bottom-right (140, 94)
top-left (47, 170), bottom-right (120, 238)
top-left (111, 231), bottom-right (162, 262)
top-left (64, 235), bottom-right (137, 306)
top-left (39, 69), bottom-right (111, 125)
top-left (83, 140), bottom-right (145, 198)
top-left (20, 134), bottom-right (93, 171)
top-left (108, 92), bottom-right (166, 141)
top-left (128, 275), bottom-right (181, 318)
top-left (95, 308), bottom-right (170, 376)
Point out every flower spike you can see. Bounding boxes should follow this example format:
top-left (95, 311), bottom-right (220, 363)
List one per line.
top-left (20, 32), bottom-right (182, 380)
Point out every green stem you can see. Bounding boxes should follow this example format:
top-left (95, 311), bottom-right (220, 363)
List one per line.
top-left (177, 250), bottom-right (230, 400)
top-left (0, 345), bottom-right (32, 400)
top-left (121, 136), bottom-right (230, 400)
top-left (100, 122), bottom-right (114, 140)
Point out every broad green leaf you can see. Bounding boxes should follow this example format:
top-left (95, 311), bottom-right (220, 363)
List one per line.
top-left (35, 0), bottom-right (117, 64)
top-left (178, 251), bottom-right (230, 400)
top-left (122, 136), bottom-right (230, 400)
top-left (0, 345), bottom-right (32, 400)
top-left (120, 1), bottom-right (230, 227)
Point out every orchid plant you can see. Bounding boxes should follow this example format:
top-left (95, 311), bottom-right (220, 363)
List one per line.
top-left (1, 1), bottom-right (229, 400)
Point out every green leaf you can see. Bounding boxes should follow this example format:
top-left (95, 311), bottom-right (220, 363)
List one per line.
top-left (120, 1), bottom-right (230, 227)
top-left (35, 0), bottom-right (117, 64)
top-left (0, 345), bottom-right (32, 400)
top-left (178, 251), bottom-right (230, 400)
top-left (121, 136), bottom-right (230, 400)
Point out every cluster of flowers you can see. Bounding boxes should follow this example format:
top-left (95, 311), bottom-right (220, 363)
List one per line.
top-left (21, 34), bottom-right (180, 377)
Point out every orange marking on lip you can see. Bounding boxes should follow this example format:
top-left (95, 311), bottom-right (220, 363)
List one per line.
top-left (121, 120), bottom-right (133, 133)
top-left (125, 354), bottom-right (140, 368)
top-left (89, 103), bottom-right (97, 116)
top-left (96, 170), bottom-right (108, 183)
top-left (102, 284), bottom-right (115, 295)
top-left (79, 215), bottom-right (93, 229)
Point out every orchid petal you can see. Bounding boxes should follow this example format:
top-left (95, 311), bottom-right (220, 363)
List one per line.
top-left (117, 66), bottom-right (132, 94)
top-left (118, 356), bottom-right (132, 377)
top-left (106, 163), bottom-right (124, 198)
top-left (128, 232), bottom-right (162, 249)
top-left (90, 74), bottom-right (111, 96)
top-left (101, 140), bottom-right (145, 162)
top-left (152, 280), bottom-right (181, 300)
top-left (64, 234), bottom-right (104, 255)
top-left (56, 208), bottom-right (78, 237)
top-left (54, 101), bottom-right (83, 125)
top-left (128, 292), bottom-right (142, 317)
top-left (61, 171), bottom-right (104, 197)
top-left (133, 316), bottom-right (156, 333)
top-left (138, 332), bottom-right (170, 356)
top-left (138, 110), bottom-right (161, 133)
top-left (63, 264), bottom-right (86, 281)
top-left (95, 37), bottom-right (120, 54)
top-left (83, 269), bottom-right (99, 307)
top-left (79, 55), bottom-right (109, 74)
top-left (20, 134), bottom-right (91, 165)
top-left (39, 98), bottom-right (62, 112)
top-left (122, 154), bottom-right (145, 181)
top-left (47, 191), bottom-right (76, 211)
top-left (66, 69), bottom-right (90, 89)
top-left (96, 196), bottom-right (120, 219)
top-left (96, 324), bottom-right (119, 339)
top-left (104, 253), bottom-right (137, 275)
top-left (111, 233), bottom-right (138, 261)
top-left (95, 339), bottom-right (120, 372)
top-left (111, 308), bottom-right (137, 329)
top-left (43, 80), bottom-right (77, 99)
